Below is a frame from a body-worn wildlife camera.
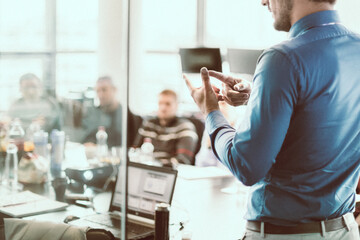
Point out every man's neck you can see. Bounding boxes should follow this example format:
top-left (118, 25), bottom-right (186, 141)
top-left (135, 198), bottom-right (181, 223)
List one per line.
top-left (101, 101), bottom-right (119, 113)
top-left (291, 1), bottom-right (334, 26)
top-left (159, 116), bottom-right (176, 127)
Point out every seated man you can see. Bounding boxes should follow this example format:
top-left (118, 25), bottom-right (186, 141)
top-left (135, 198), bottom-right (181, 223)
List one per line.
top-left (81, 76), bottom-right (142, 148)
top-left (8, 73), bottom-right (63, 133)
top-left (133, 89), bottom-right (198, 166)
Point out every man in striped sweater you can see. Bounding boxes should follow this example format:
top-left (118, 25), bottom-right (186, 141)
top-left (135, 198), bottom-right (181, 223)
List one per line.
top-left (133, 89), bottom-right (198, 166)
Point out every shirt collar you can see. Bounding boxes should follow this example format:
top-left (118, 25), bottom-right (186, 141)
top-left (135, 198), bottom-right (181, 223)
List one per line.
top-left (289, 10), bottom-right (340, 38)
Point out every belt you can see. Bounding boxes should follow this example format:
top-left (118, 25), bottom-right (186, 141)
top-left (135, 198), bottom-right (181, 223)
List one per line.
top-left (246, 216), bottom-right (348, 235)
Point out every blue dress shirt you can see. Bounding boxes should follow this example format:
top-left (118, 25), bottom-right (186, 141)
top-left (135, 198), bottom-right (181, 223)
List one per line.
top-left (207, 10), bottom-right (360, 225)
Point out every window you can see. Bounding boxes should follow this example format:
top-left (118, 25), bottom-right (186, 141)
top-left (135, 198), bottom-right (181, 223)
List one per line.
top-left (0, 0), bottom-right (47, 52)
top-left (336, 1), bottom-right (360, 34)
top-left (57, 0), bottom-right (98, 51)
top-left (0, 0), bottom-right (98, 112)
top-left (129, 0), bottom-right (197, 115)
top-left (205, 0), bottom-right (287, 49)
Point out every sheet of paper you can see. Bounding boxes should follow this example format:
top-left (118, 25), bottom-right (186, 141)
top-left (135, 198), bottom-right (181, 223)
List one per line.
top-left (0, 190), bottom-right (68, 218)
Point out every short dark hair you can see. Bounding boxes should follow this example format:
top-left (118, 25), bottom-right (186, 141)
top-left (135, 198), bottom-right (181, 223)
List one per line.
top-left (159, 89), bottom-right (177, 101)
top-left (19, 73), bottom-right (40, 85)
top-left (97, 76), bottom-right (115, 87)
top-left (310, 0), bottom-right (336, 4)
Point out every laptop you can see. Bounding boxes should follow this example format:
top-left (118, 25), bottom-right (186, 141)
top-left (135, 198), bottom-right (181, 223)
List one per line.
top-left (69, 162), bottom-right (178, 240)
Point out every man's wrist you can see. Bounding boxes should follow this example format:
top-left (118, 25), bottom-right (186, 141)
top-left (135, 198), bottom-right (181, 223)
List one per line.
top-left (205, 110), bottom-right (228, 135)
top-left (205, 107), bottom-right (220, 117)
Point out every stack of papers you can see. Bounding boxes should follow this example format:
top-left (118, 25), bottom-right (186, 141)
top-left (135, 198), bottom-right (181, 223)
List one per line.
top-left (0, 191), bottom-right (68, 218)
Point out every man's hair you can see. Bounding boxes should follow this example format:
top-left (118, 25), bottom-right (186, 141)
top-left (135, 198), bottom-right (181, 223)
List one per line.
top-left (159, 89), bottom-right (177, 101)
top-left (19, 73), bottom-right (41, 85)
top-left (97, 76), bottom-right (115, 87)
top-left (310, 0), bottom-right (336, 4)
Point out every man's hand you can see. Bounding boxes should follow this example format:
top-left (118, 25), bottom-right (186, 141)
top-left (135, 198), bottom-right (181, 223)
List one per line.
top-left (209, 70), bottom-right (251, 106)
top-left (184, 67), bottom-right (220, 116)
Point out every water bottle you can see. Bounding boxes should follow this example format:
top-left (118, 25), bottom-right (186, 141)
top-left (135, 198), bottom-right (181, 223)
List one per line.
top-left (34, 130), bottom-right (49, 159)
top-left (96, 126), bottom-right (108, 160)
top-left (128, 147), bottom-right (141, 162)
top-left (50, 130), bottom-right (65, 178)
top-left (140, 138), bottom-right (155, 165)
top-left (3, 140), bottom-right (18, 190)
top-left (26, 121), bottom-right (41, 142)
top-left (9, 118), bottom-right (25, 154)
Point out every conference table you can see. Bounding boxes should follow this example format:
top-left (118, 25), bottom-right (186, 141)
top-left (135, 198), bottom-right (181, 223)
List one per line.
top-left (0, 164), bottom-right (249, 240)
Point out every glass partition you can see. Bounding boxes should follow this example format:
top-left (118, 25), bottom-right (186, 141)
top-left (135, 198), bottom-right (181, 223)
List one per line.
top-left (0, 0), bottom-right (129, 238)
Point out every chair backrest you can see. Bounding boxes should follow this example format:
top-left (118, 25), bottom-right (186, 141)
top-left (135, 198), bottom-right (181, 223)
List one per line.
top-left (182, 116), bottom-right (205, 165)
top-left (4, 218), bottom-right (89, 240)
top-left (86, 228), bottom-right (115, 240)
top-left (128, 110), bottom-right (143, 147)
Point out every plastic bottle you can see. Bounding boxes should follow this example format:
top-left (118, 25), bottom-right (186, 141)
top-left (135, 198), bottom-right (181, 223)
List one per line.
top-left (140, 138), bottom-right (155, 165)
top-left (128, 147), bottom-right (141, 162)
top-left (50, 130), bottom-right (65, 178)
top-left (96, 126), bottom-right (108, 160)
top-left (3, 140), bottom-right (18, 189)
top-left (34, 130), bottom-right (49, 159)
top-left (9, 118), bottom-right (25, 153)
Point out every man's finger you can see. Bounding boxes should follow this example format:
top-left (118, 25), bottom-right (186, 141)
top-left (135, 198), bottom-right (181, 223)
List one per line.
top-left (212, 85), bottom-right (220, 93)
top-left (201, 67), bottom-right (213, 92)
top-left (222, 83), bottom-right (235, 96)
top-left (222, 86), bottom-right (250, 100)
top-left (234, 81), bottom-right (251, 92)
top-left (213, 90), bottom-right (223, 101)
top-left (223, 96), bottom-right (235, 106)
top-left (183, 74), bottom-right (194, 92)
top-left (228, 91), bottom-right (250, 101)
top-left (209, 70), bottom-right (236, 86)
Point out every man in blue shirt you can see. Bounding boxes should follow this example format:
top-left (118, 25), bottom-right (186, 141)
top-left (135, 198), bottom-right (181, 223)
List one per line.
top-left (185, 0), bottom-right (360, 239)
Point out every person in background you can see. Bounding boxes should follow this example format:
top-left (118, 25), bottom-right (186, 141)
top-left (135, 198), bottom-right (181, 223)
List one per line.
top-left (133, 89), bottom-right (198, 166)
top-left (8, 73), bottom-right (62, 134)
top-left (81, 76), bottom-right (142, 148)
top-left (185, 0), bottom-right (360, 239)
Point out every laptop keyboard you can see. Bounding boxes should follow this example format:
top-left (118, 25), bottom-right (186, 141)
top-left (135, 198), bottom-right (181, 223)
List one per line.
top-left (84, 214), bottom-right (154, 235)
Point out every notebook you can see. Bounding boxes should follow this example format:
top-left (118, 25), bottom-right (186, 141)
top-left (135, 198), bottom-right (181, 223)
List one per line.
top-left (0, 190), bottom-right (68, 218)
top-left (69, 162), bottom-right (178, 240)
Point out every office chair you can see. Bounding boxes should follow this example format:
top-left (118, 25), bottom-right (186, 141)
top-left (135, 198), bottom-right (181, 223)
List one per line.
top-left (181, 116), bottom-right (205, 165)
top-left (86, 229), bottom-right (114, 240)
top-left (3, 218), bottom-right (115, 240)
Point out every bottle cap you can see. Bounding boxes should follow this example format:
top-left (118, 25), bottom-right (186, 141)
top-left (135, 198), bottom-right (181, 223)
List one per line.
top-left (155, 202), bottom-right (170, 211)
top-left (144, 138), bottom-right (152, 143)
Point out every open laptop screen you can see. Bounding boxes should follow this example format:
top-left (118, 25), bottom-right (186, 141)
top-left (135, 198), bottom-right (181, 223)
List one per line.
top-left (111, 162), bottom-right (177, 219)
top-left (227, 48), bottom-right (263, 75)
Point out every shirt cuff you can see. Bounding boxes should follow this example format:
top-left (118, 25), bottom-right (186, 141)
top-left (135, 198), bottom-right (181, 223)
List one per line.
top-left (205, 110), bottom-right (229, 135)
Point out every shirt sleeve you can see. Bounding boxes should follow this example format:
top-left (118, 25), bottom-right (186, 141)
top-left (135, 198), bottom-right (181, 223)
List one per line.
top-left (207, 49), bottom-right (299, 186)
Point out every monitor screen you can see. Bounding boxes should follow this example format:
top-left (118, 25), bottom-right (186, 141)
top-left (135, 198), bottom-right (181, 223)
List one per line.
top-left (227, 48), bottom-right (263, 75)
top-left (179, 48), bottom-right (222, 73)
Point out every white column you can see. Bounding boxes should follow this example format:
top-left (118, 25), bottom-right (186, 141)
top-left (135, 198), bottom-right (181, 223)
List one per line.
top-left (98, 0), bottom-right (129, 104)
